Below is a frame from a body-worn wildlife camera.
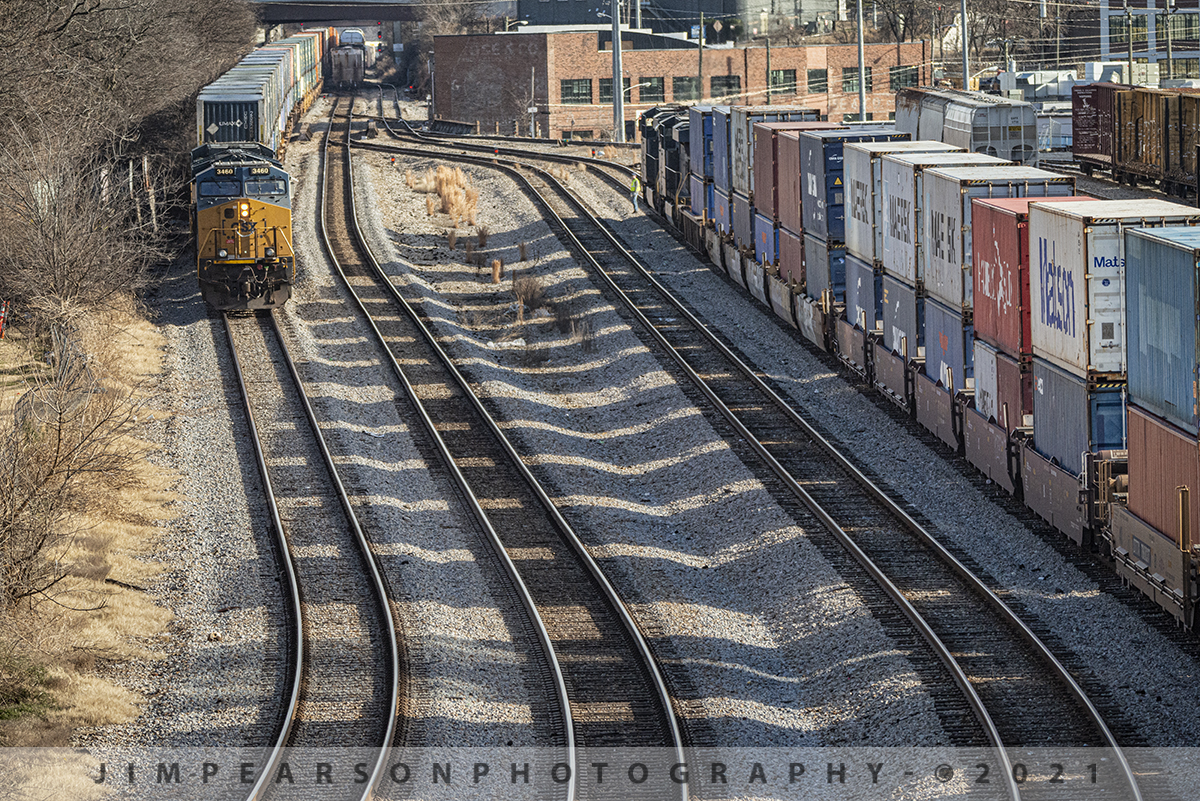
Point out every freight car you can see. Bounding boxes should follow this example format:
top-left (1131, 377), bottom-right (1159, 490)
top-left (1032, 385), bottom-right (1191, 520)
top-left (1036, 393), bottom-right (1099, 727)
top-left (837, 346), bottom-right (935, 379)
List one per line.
top-left (651, 101), bottom-right (1200, 629)
top-left (895, 87), bottom-right (1039, 165)
top-left (331, 46), bottom-right (365, 88)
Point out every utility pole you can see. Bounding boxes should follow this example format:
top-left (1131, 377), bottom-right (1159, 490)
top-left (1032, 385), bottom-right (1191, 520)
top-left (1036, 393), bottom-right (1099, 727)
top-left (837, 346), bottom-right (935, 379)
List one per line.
top-left (530, 66), bottom-right (535, 137)
top-left (856, 0), bottom-right (866, 120)
top-left (698, 12), bottom-right (705, 103)
top-left (1167, 0), bottom-right (1175, 80)
top-left (960, 0), bottom-right (969, 89)
top-left (636, 0), bottom-right (642, 29)
top-left (766, 37), bottom-right (772, 103)
top-left (1126, 0), bottom-right (1135, 83)
top-left (612, 0), bottom-right (624, 142)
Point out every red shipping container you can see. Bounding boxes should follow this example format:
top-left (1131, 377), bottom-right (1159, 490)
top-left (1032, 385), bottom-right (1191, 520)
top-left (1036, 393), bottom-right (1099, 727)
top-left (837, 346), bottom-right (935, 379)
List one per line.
top-left (1127, 404), bottom-right (1200, 547)
top-left (774, 123), bottom-right (845, 232)
top-left (971, 196), bottom-right (1095, 359)
top-left (779, 227), bottom-right (805, 288)
top-left (995, 349), bottom-right (1033, 432)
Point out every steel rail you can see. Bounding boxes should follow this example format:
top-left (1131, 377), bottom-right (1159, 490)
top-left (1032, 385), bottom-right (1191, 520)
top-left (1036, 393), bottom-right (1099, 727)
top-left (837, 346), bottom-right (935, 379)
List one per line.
top-left (321, 96), bottom-right (578, 799)
top-left (348, 97), bottom-right (687, 794)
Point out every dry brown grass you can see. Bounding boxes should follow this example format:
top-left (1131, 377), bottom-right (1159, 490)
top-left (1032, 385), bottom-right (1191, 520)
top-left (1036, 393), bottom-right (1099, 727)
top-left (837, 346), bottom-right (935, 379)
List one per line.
top-left (490, 258), bottom-right (502, 284)
top-left (464, 240), bottom-right (474, 262)
top-left (477, 226), bottom-right (489, 248)
top-left (519, 241), bottom-right (528, 262)
top-left (425, 194), bottom-right (434, 216)
top-left (446, 228), bottom-right (457, 250)
top-left (513, 274), bottom-right (547, 311)
top-left (412, 165), bottom-right (480, 227)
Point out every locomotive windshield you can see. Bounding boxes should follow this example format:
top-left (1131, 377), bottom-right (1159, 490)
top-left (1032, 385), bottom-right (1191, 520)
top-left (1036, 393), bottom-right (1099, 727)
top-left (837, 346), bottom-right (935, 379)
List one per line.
top-left (200, 180), bottom-right (241, 197)
top-left (245, 179), bottom-right (287, 196)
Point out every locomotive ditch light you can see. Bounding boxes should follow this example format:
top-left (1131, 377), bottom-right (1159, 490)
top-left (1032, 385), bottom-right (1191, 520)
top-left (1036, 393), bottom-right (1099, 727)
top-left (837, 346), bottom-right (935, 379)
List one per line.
top-left (218, 249), bottom-right (228, 258)
top-left (265, 247), bottom-right (276, 257)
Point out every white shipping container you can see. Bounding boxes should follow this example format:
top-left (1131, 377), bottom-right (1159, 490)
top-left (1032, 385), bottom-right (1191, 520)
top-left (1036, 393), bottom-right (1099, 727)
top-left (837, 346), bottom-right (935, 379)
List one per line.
top-left (923, 166), bottom-right (1076, 311)
top-left (881, 152), bottom-right (1009, 284)
top-left (1027, 199), bottom-right (1200, 377)
top-left (974, 339), bottom-right (999, 423)
top-left (844, 141), bottom-right (961, 266)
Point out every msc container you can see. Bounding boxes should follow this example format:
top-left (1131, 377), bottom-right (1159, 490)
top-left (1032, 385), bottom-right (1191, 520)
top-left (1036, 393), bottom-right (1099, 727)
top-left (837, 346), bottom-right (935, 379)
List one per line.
top-left (1072, 83), bottom-right (1125, 173)
top-left (765, 122), bottom-right (845, 227)
top-left (896, 87), bottom-right (1039, 164)
top-left (1029, 199), bottom-right (1200, 378)
top-left (1125, 226), bottom-right (1200, 434)
top-left (881, 274), bottom-right (924, 357)
top-left (731, 105), bottom-right (820, 199)
top-left (844, 252), bottom-right (880, 331)
top-left (1127, 404), bottom-right (1200, 547)
top-left (923, 166), bottom-right (1077, 312)
top-left (971, 196), bottom-right (1096, 359)
top-left (880, 152), bottom-right (1010, 286)
top-left (714, 188), bottom-right (732, 235)
top-left (924, 297), bottom-right (973, 392)
top-left (755, 212), bottom-right (778, 265)
top-left (689, 105), bottom-right (715, 179)
top-left (803, 233), bottom-right (846, 302)
top-left (1032, 357), bottom-right (1127, 475)
top-left (712, 106), bottom-right (733, 192)
top-left (732, 191), bottom-right (754, 252)
top-left (844, 141), bottom-right (963, 267)
top-left (799, 129), bottom-right (907, 244)
top-left (974, 339), bottom-right (1033, 431)
top-left (779, 227), bottom-right (804, 287)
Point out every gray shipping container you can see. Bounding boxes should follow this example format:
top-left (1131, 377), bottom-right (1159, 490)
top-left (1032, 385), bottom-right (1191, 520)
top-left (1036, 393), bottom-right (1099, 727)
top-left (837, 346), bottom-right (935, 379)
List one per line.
top-left (731, 105), bottom-right (819, 199)
top-left (732, 191), bottom-right (754, 252)
top-left (1032, 357), bottom-right (1127, 476)
top-left (881, 274), bottom-right (924, 357)
top-left (1125, 226), bottom-right (1200, 434)
top-left (804, 233), bottom-right (847, 303)
top-left (844, 252), bottom-right (880, 331)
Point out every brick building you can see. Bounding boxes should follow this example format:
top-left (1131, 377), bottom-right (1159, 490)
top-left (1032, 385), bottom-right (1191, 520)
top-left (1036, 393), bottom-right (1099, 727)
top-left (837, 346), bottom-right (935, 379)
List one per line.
top-left (433, 31), bottom-right (929, 140)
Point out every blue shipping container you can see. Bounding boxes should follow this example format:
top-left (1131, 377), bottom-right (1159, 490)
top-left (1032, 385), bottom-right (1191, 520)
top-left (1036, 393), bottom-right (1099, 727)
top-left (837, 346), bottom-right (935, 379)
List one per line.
top-left (882, 273), bottom-right (924, 356)
top-left (1125, 226), bottom-right (1200, 435)
top-left (688, 105), bottom-right (715, 179)
top-left (844, 252), bottom-right (880, 331)
top-left (712, 106), bottom-right (732, 193)
top-left (755, 212), bottom-right (778, 265)
top-left (715, 189), bottom-right (732, 235)
top-left (804, 232), bottom-right (847, 302)
top-left (923, 297), bottom-right (973, 393)
top-left (799, 128), bottom-right (907, 243)
top-left (733, 191), bottom-right (754, 252)
top-left (1032, 357), bottom-right (1127, 475)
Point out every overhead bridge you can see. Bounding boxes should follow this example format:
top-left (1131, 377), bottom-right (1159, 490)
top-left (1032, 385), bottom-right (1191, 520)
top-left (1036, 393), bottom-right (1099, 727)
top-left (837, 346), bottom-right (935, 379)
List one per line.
top-left (251, 2), bottom-right (418, 23)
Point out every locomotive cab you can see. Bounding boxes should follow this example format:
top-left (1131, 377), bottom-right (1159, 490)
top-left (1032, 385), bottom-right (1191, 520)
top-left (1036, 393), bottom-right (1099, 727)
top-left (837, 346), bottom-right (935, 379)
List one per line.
top-left (191, 144), bottom-right (295, 310)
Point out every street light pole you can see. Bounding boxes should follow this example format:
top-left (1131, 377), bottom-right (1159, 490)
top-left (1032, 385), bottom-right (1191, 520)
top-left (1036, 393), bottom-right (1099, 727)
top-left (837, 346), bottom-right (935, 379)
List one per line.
top-left (612, 0), bottom-right (624, 142)
top-left (856, 0), bottom-right (867, 120)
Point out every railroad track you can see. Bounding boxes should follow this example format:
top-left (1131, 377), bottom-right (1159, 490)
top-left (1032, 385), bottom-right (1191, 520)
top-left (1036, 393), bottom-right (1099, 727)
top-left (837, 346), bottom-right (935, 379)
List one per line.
top-left (359, 112), bottom-right (1149, 801)
top-left (225, 309), bottom-right (399, 801)
top-left (323, 96), bottom-right (684, 800)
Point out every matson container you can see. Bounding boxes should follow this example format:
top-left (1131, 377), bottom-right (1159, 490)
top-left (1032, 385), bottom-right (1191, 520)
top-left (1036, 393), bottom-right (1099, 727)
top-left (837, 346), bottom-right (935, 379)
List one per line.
top-left (712, 106), bottom-right (733, 193)
top-left (881, 274), bottom-right (924, 357)
top-left (714, 189), bottom-right (732, 235)
top-left (731, 105), bottom-right (819, 198)
top-left (1029, 199), bottom-right (1200, 379)
top-left (804, 233), bottom-right (847, 303)
top-left (924, 297), bottom-right (973, 393)
top-left (972, 196), bottom-right (1096, 359)
top-left (754, 121), bottom-right (843, 221)
top-left (1125, 226), bottom-right (1200, 435)
top-left (1127, 404), bottom-right (1200, 547)
top-left (974, 339), bottom-right (1032, 431)
top-left (880, 152), bottom-right (1010, 286)
top-left (779, 228), bottom-right (805, 287)
top-left (755, 212), bottom-right (778, 266)
top-left (799, 129), bottom-right (907, 243)
top-left (923, 166), bottom-right (1077, 312)
top-left (844, 141), bottom-right (961, 267)
top-left (844, 252), bottom-right (880, 331)
top-left (732, 191), bottom-right (754, 251)
top-left (1032, 357), bottom-right (1127, 475)
top-left (689, 105), bottom-right (715, 179)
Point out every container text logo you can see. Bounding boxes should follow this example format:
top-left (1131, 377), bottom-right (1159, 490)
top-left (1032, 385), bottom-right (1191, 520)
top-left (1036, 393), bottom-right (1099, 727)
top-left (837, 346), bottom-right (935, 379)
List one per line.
top-left (976, 242), bottom-right (1014, 316)
top-left (929, 211), bottom-right (957, 264)
top-left (850, 180), bottom-right (869, 224)
top-left (888, 196), bottom-right (911, 244)
top-left (1039, 237), bottom-right (1076, 337)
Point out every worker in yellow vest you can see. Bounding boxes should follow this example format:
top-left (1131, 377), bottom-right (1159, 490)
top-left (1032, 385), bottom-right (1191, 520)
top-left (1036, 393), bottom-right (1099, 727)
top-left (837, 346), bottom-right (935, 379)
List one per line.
top-left (630, 174), bottom-right (642, 212)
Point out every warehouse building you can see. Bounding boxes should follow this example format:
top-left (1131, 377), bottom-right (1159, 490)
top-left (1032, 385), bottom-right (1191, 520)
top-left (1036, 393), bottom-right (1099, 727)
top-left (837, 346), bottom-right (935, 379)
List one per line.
top-left (432, 30), bottom-right (929, 140)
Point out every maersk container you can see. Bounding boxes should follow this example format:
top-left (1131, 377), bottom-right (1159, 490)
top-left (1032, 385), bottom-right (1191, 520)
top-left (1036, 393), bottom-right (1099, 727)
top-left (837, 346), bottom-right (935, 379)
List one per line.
top-left (732, 191), bottom-right (754, 252)
top-left (924, 297), bottom-right (973, 393)
top-left (1028, 199), bottom-right (1200, 379)
top-left (731, 105), bottom-right (820, 199)
top-left (689, 105), bottom-right (715, 179)
top-left (689, 174), bottom-right (707, 219)
top-left (974, 339), bottom-right (1033, 432)
top-left (760, 121), bottom-right (844, 225)
top-left (1032, 357), bottom-right (1126, 475)
top-left (714, 188), bottom-right (732, 235)
top-left (922, 166), bottom-right (1077, 313)
top-left (881, 274), bottom-right (924, 357)
top-left (779, 227), bottom-right (804, 287)
top-left (880, 152), bottom-right (1010, 286)
top-left (799, 129), bottom-right (907, 244)
top-left (972, 196), bottom-right (1097, 359)
top-left (712, 106), bottom-right (733, 193)
top-left (844, 252), bottom-right (880, 331)
top-left (755, 212), bottom-right (778, 265)
top-left (804, 233), bottom-right (846, 302)
top-left (844, 141), bottom-right (962, 267)
top-left (1125, 226), bottom-right (1200, 435)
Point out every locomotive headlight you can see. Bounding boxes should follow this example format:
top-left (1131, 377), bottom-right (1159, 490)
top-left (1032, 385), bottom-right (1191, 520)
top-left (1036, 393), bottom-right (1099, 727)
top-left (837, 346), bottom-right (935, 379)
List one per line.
top-left (240, 202), bottom-right (250, 218)
top-left (265, 247), bottom-right (276, 257)
top-left (218, 249), bottom-right (228, 258)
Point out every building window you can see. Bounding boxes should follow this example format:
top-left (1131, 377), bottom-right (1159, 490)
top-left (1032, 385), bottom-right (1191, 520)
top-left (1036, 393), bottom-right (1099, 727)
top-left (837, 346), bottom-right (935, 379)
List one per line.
top-left (843, 112), bottom-right (873, 122)
top-left (672, 76), bottom-right (699, 101)
top-left (806, 68), bottom-right (828, 94)
top-left (1110, 13), bottom-right (1149, 46)
top-left (842, 66), bottom-right (872, 93)
top-left (889, 65), bottom-right (920, 90)
top-left (710, 75), bottom-right (741, 100)
top-left (561, 130), bottom-right (594, 140)
top-left (599, 77), bottom-right (631, 103)
top-left (769, 68), bottom-right (797, 95)
top-left (561, 79), bottom-right (592, 104)
top-left (1174, 57), bottom-right (1200, 78)
top-left (639, 77), bottom-right (665, 102)
top-left (1157, 11), bottom-right (1200, 43)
